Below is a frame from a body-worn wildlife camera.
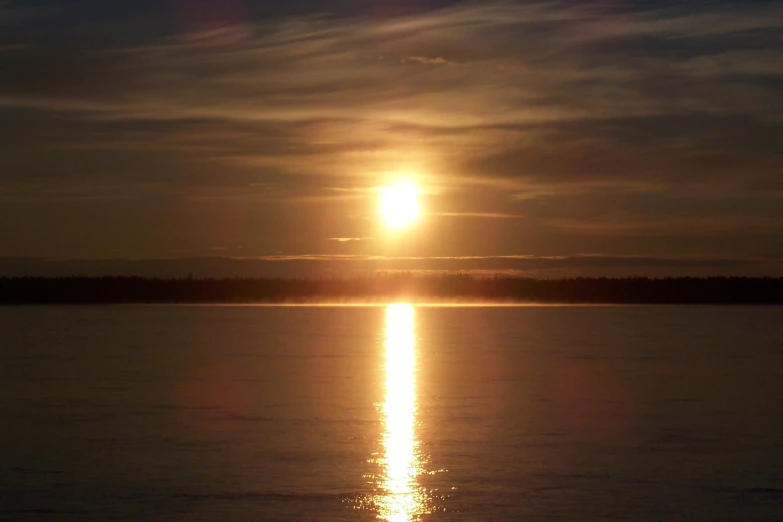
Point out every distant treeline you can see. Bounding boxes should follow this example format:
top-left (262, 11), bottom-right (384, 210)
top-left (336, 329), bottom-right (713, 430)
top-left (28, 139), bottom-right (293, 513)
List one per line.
top-left (0, 274), bottom-right (782, 304)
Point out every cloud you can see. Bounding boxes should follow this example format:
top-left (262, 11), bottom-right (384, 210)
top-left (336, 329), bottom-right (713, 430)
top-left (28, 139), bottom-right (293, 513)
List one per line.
top-left (432, 212), bottom-right (525, 219)
top-left (546, 215), bottom-right (783, 237)
top-left (404, 55), bottom-right (453, 65)
top-left (0, 0), bottom-right (781, 261)
top-left (0, 1), bottom-right (50, 26)
top-left (1, 254), bottom-right (780, 279)
top-left (3, 1), bottom-right (780, 125)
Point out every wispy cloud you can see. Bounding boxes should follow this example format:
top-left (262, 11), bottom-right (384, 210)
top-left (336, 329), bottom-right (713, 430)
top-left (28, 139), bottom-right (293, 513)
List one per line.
top-left (1, 254), bottom-right (779, 279)
top-left (404, 56), bottom-right (453, 65)
top-left (0, 1), bottom-right (781, 262)
top-left (432, 212), bottom-right (525, 219)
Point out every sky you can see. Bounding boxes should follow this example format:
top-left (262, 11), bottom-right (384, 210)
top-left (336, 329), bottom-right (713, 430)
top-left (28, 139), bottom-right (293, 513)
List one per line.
top-left (1, 0), bottom-right (781, 278)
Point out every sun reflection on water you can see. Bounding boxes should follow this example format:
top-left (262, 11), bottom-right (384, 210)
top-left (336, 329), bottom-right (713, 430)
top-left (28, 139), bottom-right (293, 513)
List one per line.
top-left (378, 303), bottom-right (427, 521)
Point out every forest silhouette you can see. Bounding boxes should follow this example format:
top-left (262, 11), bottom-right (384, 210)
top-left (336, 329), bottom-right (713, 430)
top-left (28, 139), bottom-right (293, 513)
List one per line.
top-left (1, 274), bottom-right (781, 304)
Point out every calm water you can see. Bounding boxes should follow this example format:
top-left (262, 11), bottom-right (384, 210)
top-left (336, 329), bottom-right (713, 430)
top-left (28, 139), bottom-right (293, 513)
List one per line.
top-left (1, 305), bottom-right (782, 521)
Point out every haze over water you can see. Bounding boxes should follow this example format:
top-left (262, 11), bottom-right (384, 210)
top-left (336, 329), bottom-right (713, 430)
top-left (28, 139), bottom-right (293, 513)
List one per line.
top-left (2, 305), bottom-right (782, 521)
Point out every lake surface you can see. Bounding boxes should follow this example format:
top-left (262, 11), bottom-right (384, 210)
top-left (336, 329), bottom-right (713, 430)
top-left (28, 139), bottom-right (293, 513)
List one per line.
top-left (1, 305), bottom-right (782, 521)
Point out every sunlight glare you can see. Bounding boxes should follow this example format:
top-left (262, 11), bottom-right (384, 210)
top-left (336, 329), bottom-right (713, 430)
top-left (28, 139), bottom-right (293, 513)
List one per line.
top-left (381, 182), bottom-right (419, 229)
top-left (379, 303), bottom-right (425, 521)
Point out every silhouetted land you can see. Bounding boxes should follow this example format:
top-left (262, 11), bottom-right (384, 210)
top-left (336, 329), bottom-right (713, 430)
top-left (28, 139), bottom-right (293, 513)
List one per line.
top-left (0, 275), bottom-right (782, 304)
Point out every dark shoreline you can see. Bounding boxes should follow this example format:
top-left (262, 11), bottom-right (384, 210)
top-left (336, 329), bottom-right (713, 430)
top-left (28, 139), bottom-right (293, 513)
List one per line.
top-left (1, 275), bottom-right (782, 305)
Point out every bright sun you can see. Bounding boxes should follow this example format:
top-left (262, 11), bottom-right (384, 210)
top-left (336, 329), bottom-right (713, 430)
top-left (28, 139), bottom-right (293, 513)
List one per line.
top-left (380, 182), bottom-right (419, 229)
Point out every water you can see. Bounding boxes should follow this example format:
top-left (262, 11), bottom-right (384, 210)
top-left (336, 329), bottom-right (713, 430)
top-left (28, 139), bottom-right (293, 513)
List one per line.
top-left (1, 305), bottom-right (782, 521)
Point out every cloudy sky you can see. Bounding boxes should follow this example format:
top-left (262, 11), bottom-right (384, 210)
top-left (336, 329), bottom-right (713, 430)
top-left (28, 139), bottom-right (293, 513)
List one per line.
top-left (1, 0), bottom-right (781, 277)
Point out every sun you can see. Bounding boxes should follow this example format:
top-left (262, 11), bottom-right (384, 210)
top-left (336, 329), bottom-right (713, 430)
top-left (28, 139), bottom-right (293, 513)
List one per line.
top-left (380, 182), bottom-right (419, 229)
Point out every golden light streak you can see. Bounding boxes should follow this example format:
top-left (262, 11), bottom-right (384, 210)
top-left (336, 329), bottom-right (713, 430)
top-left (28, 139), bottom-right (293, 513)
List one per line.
top-left (378, 303), bottom-right (426, 521)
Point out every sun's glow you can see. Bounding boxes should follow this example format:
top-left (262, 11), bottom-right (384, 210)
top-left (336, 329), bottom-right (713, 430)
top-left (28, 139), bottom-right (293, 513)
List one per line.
top-left (380, 182), bottom-right (419, 229)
